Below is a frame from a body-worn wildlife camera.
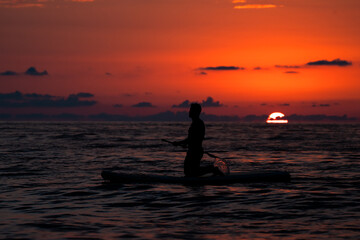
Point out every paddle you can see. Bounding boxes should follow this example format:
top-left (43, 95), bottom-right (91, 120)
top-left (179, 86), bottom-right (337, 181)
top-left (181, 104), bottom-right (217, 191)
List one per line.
top-left (162, 139), bottom-right (230, 175)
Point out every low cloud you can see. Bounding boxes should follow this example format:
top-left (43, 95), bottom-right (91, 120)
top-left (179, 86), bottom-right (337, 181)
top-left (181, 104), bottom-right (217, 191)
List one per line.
top-left (0, 91), bottom-right (96, 108)
top-left (287, 114), bottom-right (354, 122)
top-left (0, 0), bottom-right (94, 8)
top-left (232, 0), bottom-right (281, 9)
top-left (275, 65), bottom-right (301, 69)
top-left (123, 93), bottom-right (135, 97)
top-left (0, 1), bottom-right (45, 8)
top-left (172, 97), bottom-right (224, 108)
top-left (0, 71), bottom-right (18, 76)
top-left (306, 59), bottom-right (352, 67)
top-left (260, 103), bottom-right (292, 107)
top-left (25, 67), bottom-right (48, 76)
top-left (1, 112), bottom-right (356, 122)
top-left (198, 66), bottom-right (245, 71)
top-left (276, 58), bottom-right (352, 70)
top-left (201, 97), bottom-right (223, 107)
top-left (113, 104), bottom-right (123, 108)
top-left (172, 100), bottom-right (191, 108)
top-left (0, 67), bottom-right (48, 76)
top-left (279, 103), bottom-right (290, 106)
top-left (234, 4), bottom-right (277, 9)
top-left (71, 0), bottom-right (94, 2)
top-left (312, 103), bottom-right (331, 107)
top-left (75, 92), bottom-right (94, 98)
top-left (260, 103), bottom-right (276, 107)
top-left (132, 102), bottom-right (156, 108)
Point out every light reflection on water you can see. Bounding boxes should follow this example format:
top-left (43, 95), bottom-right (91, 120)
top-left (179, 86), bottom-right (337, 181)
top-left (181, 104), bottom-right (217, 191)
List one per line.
top-left (0, 122), bottom-right (359, 239)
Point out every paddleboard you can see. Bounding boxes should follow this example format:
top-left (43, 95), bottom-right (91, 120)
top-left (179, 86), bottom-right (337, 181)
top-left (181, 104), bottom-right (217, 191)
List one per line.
top-left (101, 170), bottom-right (291, 185)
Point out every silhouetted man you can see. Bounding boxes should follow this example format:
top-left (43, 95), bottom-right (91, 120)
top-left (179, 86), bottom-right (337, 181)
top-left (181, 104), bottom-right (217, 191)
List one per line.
top-left (174, 103), bottom-right (223, 177)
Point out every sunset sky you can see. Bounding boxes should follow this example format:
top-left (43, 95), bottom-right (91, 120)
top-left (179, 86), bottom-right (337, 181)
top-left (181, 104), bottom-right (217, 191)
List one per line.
top-left (1, 0), bottom-right (359, 119)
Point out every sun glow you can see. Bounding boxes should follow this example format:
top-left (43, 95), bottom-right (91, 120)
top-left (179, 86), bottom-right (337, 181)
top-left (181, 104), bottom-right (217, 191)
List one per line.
top-left (266, 112), bottom-right (288, 124)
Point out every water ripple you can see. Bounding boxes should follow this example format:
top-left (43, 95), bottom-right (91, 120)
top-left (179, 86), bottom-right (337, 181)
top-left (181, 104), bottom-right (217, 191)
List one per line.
top-left (0, 122), bottom-right (359, 239)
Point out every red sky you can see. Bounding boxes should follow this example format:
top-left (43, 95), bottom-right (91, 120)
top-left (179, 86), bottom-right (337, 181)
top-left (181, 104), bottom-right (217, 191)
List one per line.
top-left (0, 0), bottom-right (359, 119)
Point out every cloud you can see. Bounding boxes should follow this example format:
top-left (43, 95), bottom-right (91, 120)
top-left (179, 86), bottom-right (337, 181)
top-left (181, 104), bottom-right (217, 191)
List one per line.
top-left (0, 1), bottom-right (45, 8)
top-left (172, 97), bottom-right (224, 108)
top-left (312, 103), bottom-right (331, 107)
top-left (279, 103), bottom-right (290, 106)
top-left (0, 0), bottom-right (94, 8)
top-left (0, 70), bottom-right (18, 76)
top-left (232, 0), bottom-right (282, 10)
top-left (0, 91), bottom-right (96, 107)
top-left (113, 104), bottom-right (123, 108)
top-left (275, 65), bottom-right (301, 69)
top-left (172, 100), bottom-right (191, 108)
top-left (234, 4), bottom-right (277, 9)
top-left (25, 67), bottom-right (48, 76)
top-left (306, 59), bottom-right (352, 67)
top-left (132, 102), bottom-right (156, 108)
top-left (198, 66), bottom-right (245, 71)
top-left (1, 67), bottom-right (48, 76)
top-left (253, 67), bottom-right (263, 70)
top-left (71, 0), bottom-right (94, 2)
top-left (260, 103), bottom-right (277, 107)
top-left (201, 97), bottom-right (223, 107)
top-left (242, 114), bottom-right (357, 122)
top-left (75, 92), bottom-right (94, 98)
top-left (89, 111), bottom-right (240, 122)
top-left (276, 58), bottom-right (352, 70)
top-left (123, 93), bottom-right (135, 97)
top-left (2, 112), bottom-right (356, 122)
top-left (287, 114), bottom-right (355, 122)
top-left (260, 103), bottom-right (290, 107)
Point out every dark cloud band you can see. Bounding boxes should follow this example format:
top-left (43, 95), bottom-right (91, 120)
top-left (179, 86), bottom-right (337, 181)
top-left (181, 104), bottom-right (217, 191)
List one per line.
top-left (275, 65), bottom-right (301, 69)
top-left (132, 102), bottom-right (156, 108)
top-left (198, 66), bottom-right (245, 71)
top-left (172, 100), bottom-right (191, 108)
top-left (306, 59), bottom-right (352, 67)
top-left (0, 91), bottom-right (96, 108)
top-left (0, 67), bottom-right (48, 76)
top-left (172, 97), bottom-right (223, 108)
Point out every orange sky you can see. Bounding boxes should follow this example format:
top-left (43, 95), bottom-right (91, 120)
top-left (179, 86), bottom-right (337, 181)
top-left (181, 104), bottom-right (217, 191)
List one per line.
top-left (0, 0), bottom-right (359, 119)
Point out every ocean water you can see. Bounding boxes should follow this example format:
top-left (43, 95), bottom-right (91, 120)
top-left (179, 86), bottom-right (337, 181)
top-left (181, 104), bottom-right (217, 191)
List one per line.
top-left (0, 121), bottom-right (359, 239)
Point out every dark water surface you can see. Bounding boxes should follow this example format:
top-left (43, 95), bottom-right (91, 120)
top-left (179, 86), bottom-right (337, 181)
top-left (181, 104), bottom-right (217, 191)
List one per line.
top-left (0, 122), bottom-right (359, 239)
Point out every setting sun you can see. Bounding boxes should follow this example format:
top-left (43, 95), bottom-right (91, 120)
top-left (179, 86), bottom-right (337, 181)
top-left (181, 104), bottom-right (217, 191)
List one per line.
top-left (266, 112), bottom-right (288, 124)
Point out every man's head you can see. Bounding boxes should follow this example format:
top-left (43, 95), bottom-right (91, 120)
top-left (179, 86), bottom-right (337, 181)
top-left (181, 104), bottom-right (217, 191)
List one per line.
top-left (189, 103), bottom-right (202, 119)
